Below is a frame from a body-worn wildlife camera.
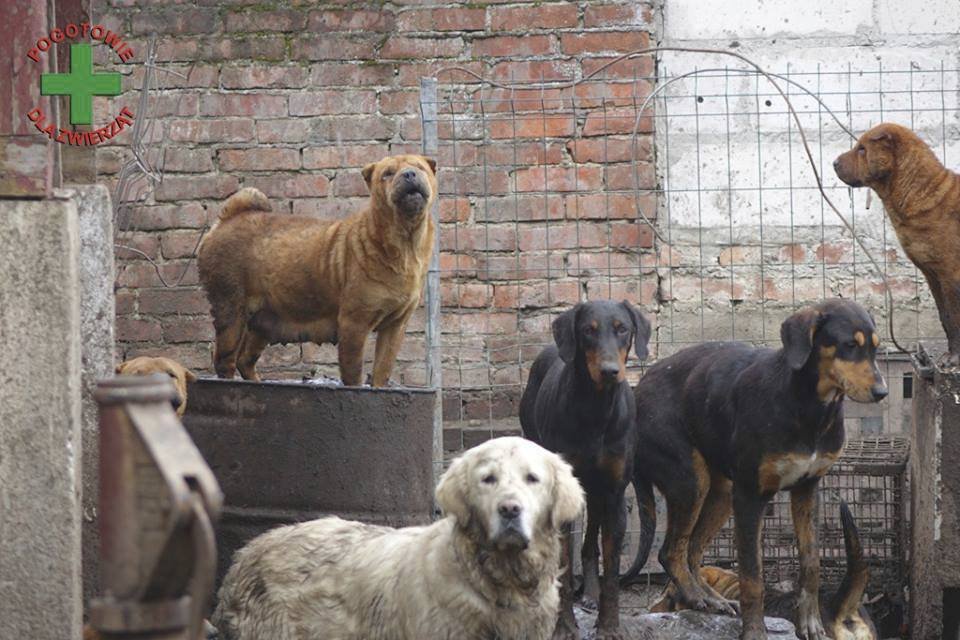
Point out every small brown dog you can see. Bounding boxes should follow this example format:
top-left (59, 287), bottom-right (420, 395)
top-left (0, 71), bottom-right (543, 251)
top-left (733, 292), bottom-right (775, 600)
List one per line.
top-left (834, 122), bottom-right (960, 361)
top-left (197, 154), bottom-right (437, 385)
top-left (115, 356), bottom-right (197, 416)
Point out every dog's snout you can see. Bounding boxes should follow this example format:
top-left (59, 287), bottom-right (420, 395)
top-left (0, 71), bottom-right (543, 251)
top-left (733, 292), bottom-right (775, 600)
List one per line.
top-left (600, 361), bottom-right (620, 379)
top-left (400, 168), bottom-right (418, 182)
top-left (833, 158), bottom-right (841, 171)
top-left (171, 395), bottom-right (183, 410)
top-left (498, 500), bottom-right (522, 520)
top-left (871, 382), bottom-right (889, 401)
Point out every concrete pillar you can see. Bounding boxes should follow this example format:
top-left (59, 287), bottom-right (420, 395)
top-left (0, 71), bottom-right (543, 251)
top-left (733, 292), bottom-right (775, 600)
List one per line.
top-left (0, 195), bottom-right (83, 639)
top-left (73, 184), bottom-right (116, 606)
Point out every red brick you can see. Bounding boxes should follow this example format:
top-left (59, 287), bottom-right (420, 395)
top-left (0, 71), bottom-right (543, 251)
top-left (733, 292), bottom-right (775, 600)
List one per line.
top-left (490, 59), bottom-right (574, 82)
top-left (585, 3), bottom-right (653, 27)
top-left (114, 233), bottom-right (160, 260)
top-left (199, 93), bottom-right (287, 117)
top-left (565, 252), bottom-right (648, 278)
top-left (142, 93), bottom-right (199, 118)
top-left (566, 137), bottom-right (653, 163)
top-left (116, 317), bottom-right (162, 342)
top-left (574, 80), bottom-right (653, 108)
top-left (128, 203), bottom-right (210, 231)
top-left (519, 223), bottom-right (606, 251)
top-left (474, 195), bottom-right (564, 222)
top-left (160, 231), bottom-right (205, 259)
top-left (483, 142), bottom-right (565, 167)
top-left (219, 148), bottom-right (300, 172)
top-left (308, 9), bottom-right (396, 32)
top-left (437, 167), bottom-right (510, 197)
top-left (397, 8), bottom-right (486, 32)
top-left (154, 35), bottom-right (287, 63)
top-left (293, 34), bottom-right (380, 60)
top-left (154, 175), bottom-right (240, 201)
top-left (441, 283), bottom-right (492, 308)
top-left (303, 144), bottom-right (389, 170)
top-left (480, 87), bottom-right (570, 114)
top-left (609, 221), bottom-right (654, 249)
top-left (128, 63), bottom-right (220, 90)
top-left (581, 55), bottom-right (655, 80)
top-left (440, 252), bottom-right (477, 276)
top-left (163, 148), bottom-right (214, 173)
top-left (494, 280), bottom-right (580, 310)
top-left (256, 120), bottom-right (311, 144)
top-left (332, 172), bottom-right (369, 197)
top-left (161, 317), bottom-right (215, 343)
top-left (289, 90), bottom-right (377, 116)
top-left (490, 5), bottom-right (578, 30)
top-left (245, 173), bottom-right (330, 198)
top-left (514, 166), bottom-right (603, 193)
top-left (442, 312), bottom-right (517, 336)
top-left (169, 118), bottom-right (255, 143)
top-left (477, 254), bottom-right (566, 281)
top-left (604, 162), bottom-right (656, 190)
top-left (123, 343), bottom-right (211, 372)
top-left (310, 63), bottom-right (397, 87)
top-left (115, 290), bottom-right (137, 315)
top-left (399, 61), bottom-right (485, 86)
top-left (603, 279), bottom-right (659, 305)
top-left (582, 108), bottom-right (653, 136)
top-left (440, 198), bottom-right (471, 223)
top-left (138, 288), bottom-right (210, 315)
top-left (472, 35), bottom-right (553, 58)
top-left (381, 36), bottom-right (465, 60)
top-left (116, 261), bottom-right (200, 289)
top-left (315, 116), bottom-right (396, 141)
top-left (566, 193), bottom-right (657, 220)
top-left (224, 9), bottom-right (307, 32)
top-left (816, 241), bottom-right (852, 264)
top-left (221, 65), bottom-right (309, 89)
top-left (440, 226), bottom-right (517, 252)
top-left (561, 31), bottom-right (650, 55)
top-left (490, 115), bottom-right (575, 139)
top-left (380, 90), bottom-right (420, 115)
top-left (131, 8), bottom-right (218, 35)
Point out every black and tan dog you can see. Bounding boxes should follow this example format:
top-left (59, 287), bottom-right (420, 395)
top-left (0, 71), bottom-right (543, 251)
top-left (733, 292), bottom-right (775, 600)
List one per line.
top-left (198, 154), bottom-right (437, 386)
top-left (520, 300), bottom-right (652, 640)
top-left (620, 298), bottom-right (887, 640)
top-left (649, 502), bottom-right (878, 640)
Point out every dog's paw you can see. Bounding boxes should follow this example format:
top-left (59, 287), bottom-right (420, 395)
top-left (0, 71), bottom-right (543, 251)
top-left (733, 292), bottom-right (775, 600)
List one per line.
top-left (578, 594), bottom-right (599, 612)
top-left (550, 618), bottom-right (581, 640)
top-left (702, 594), bottom-right (739, 617)
top-left (594, 626), bottom-right (627, 640)
top-left (795, 614), bottom-right (827, 640)
top-left (740, 622), bottom-right (767, 640)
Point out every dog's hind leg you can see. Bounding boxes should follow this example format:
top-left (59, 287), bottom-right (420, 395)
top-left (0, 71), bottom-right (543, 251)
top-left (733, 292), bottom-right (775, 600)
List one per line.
top-left (580, 494), bottom-right (602, 609)
top-left (733, 486), bottom-right (768, 640)
top-left (687, 472), bottom-right (738, 615)
top-left (551, 524), bottom-right (582, 640)
top-left (237, 330), bottom-right (269, 382)
top-left (657, 449), bottom-right (714, 613)
top-left (596, 490), bottom-right (628, 640)
top-left (791, 480), bottom-right (827, 640)
top-left (212, 310), bottom-right (246, 379)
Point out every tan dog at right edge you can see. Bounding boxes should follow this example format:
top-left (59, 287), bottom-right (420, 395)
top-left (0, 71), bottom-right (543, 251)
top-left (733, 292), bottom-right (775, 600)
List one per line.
top-left (834, 122), bottom-right (960, 362)
top-left (198, 155), bottom-right (437, 385)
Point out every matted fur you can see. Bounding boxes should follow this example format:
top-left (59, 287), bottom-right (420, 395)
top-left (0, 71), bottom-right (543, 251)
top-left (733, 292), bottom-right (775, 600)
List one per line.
top-left (212, 437), bottom-right (584, 640)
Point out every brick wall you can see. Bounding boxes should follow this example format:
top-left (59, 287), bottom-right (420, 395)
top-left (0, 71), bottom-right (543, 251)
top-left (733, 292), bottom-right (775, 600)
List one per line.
top-left (96, 1), bottom-right (657, 422)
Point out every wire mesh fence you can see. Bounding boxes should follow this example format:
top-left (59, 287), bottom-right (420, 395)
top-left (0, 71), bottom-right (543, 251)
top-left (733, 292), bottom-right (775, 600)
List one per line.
top-left (422, 58), bottom-right (958, 593)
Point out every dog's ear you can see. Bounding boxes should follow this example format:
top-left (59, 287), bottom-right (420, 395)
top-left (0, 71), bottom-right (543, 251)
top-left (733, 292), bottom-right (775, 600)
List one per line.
top-left (435, 455), bottom-right (470, 525)
top-left (361, 162), bottom-right (377, 188)
top-left (424, 157), bottom-right (437, 174)
top-left (622, 300), bottom-right (651, 360)
top-left (780, 307), bottom-right (822, 370)
top-left (185, 368), bottom-right (198, 383)
top-left (869, 129), bottom-right (894, 146)
top-left (550, 452), bottom-right (584, 530)
top-left (552, 305), bottom-right (581, 364)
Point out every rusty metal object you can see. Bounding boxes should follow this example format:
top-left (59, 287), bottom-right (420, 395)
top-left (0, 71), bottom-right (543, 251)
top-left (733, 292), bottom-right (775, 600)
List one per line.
top-left (90, 374), bottom-right (222, 640)
top-left (182, 378), bottom-right (435, 589)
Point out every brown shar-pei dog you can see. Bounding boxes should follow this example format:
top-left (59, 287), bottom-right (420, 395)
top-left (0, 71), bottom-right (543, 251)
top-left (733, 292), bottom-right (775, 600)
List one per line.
top-left (115, 356), bottom-right (197, 417)
top-left (198, 154), bottom-right (437, 385)
top-left (834, 122), bottom-right (960, 362)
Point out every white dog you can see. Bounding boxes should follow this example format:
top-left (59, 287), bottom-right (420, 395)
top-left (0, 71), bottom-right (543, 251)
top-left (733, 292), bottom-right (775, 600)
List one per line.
top-left (212, 436), bottom-right (585, 640)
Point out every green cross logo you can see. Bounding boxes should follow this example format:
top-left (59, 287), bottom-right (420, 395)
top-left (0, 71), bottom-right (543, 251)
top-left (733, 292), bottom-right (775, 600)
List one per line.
top-left (40, 43), bottom-right (122, 125)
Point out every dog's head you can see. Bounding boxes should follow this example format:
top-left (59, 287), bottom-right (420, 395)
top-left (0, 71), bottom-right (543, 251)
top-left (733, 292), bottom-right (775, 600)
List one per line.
top-left (833, 122), bottom-right (920, 191)
top-left (115, 356), bottom-right (197, 416)
top-left (436, 436), bottom-right (584, 551)
top-left (362, 154), bottom-right (438, 224)
top-left (552, 300), bottom-right (651, 390)
top-left (779, 299), bottom-right (888, 404)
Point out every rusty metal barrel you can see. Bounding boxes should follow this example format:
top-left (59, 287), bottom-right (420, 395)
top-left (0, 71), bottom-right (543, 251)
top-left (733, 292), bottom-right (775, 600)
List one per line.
top-left (90, 374), bottom-right (223, 640)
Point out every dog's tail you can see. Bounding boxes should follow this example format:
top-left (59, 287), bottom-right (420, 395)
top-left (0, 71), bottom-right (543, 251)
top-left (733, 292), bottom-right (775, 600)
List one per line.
top-left (831, 500), bottom-right (870, 619)
top-left (220, 187), bottom-right (271, 221)
top-left (620, 471), bottom-right (657, 586)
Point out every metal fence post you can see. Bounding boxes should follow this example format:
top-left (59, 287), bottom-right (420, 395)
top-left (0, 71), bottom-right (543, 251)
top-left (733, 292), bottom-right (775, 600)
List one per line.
top-left (420, 77), bottom-right (444, 493)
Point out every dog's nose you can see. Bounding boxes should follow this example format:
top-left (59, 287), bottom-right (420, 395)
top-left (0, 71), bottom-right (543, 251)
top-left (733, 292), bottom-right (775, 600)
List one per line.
top-left (498, 500), bottom-right (522, 520)
top-left (871, 383), bottom-right (888, 401)
top-left (833, 158), bottom-right (842, 171)
top-left (171, 396), bottom-right (182, 410)
top-left (400, 168), bottom-right (417, 182)
top-left (600, 363), bottom-right (620, 379)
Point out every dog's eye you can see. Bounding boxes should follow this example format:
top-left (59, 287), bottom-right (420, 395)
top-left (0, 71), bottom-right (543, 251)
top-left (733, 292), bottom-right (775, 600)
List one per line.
top-left (845, 340), bottom-right (858, 349)
top-left (857, 146), bottom-right (865, 154)
top-left (482, 474), bottom-right (497, 485)
top-left (616, 324), bottom-right (628, 334)
top-left (526, 473), bottom-right (539, 484)
top-left (382, 170), bottom-right (395, 180)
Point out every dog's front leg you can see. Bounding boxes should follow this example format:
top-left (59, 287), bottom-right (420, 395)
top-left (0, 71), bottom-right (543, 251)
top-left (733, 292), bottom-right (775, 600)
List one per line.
top-left (595, 490), bottom-right (627, 640)
top-left (733, 486), bottom-right (767, 640)
top-left (791, 481), bottom-right (827, 640)
top-left (551, 524), bottom-right (581, 640)
top-left (337, 315), bottom-right (371, 386)
top-left (371, 314), bottom-right (410, 387)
